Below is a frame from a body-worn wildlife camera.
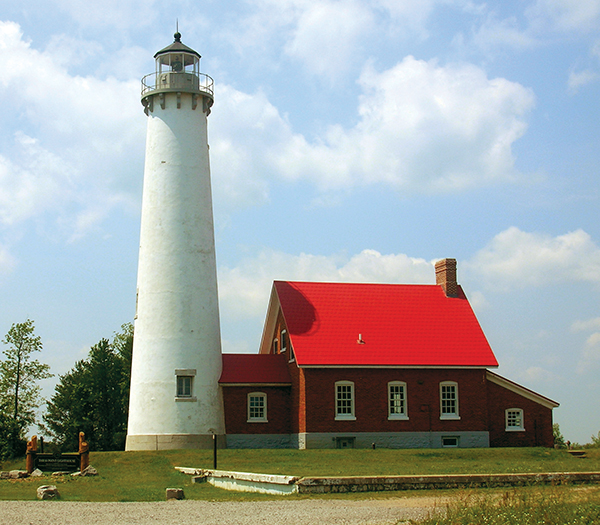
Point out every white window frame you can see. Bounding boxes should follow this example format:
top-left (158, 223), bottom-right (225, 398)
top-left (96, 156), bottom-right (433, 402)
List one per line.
top-left (280, 330), bottom-right (288, 353)
top-left (272, 338), bottom-right (279, 354)
top-left (388, 381), bottom-right (408, 420)
top-left (175, 369), bottom-right (197, 402)
top-left (335, 381), bottom-right (356, 420)
top-left (440, 381), bottom-right (460, 420)
top-left (247, 392), bottom-right (268, 422)
top-left (505, 408), bottom-right (525, 431)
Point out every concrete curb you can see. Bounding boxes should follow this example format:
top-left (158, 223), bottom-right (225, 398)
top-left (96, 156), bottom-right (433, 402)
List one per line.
top-left (176, 467), bottom-right (600, 495)
top-left (295, 472), bottom-right (600, 493)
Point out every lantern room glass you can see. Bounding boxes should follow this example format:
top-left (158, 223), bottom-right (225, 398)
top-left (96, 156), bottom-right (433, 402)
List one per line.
top-left (156, 52), bottom-right (199, 76)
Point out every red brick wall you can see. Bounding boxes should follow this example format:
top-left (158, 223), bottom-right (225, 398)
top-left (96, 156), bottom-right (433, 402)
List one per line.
top-left (221, 385), bottom-right (291, 435)
top-left (486, 380), bottom-right (554, 447)
top-left (301, 368), bottom-right (489, 434)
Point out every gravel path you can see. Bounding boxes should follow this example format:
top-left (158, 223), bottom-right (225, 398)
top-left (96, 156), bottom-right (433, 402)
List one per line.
top-left (0, 498), bottom-right (446, 525)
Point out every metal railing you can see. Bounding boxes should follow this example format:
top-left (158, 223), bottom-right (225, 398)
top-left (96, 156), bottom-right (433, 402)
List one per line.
top-left (141, 72), bottom-right (214, 98)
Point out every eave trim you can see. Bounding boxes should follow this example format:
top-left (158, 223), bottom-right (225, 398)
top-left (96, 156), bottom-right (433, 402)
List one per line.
top-left (486, 370), bottom-right (559, 409)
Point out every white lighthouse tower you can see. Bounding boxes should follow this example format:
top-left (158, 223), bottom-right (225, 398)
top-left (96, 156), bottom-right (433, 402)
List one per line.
top-left (126, 32), bottom-right (225, 450)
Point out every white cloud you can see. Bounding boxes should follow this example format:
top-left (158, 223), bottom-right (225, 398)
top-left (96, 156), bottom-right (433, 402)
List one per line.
top-left (0, 243), bottom-right (17, 280)
top-left (568, 69), bottom-right (600, 92)
top-left (283, 0), bottom-right (375, 80)
top-left (221, 57), bottom-right (532, 193)
top-left (522, 365), bottom-right (557, 384)
top-left (470, 15), bottom-right (539, 52)
top-left (572, 317), bottom-right (600, 332)
top-left (226, 0), bottom-right (462, 78)
top-left (0, 21), bottom-right (144, 237)
top-left (577, 332), bottom-right (600, 374)
top-left (53, 0), bottom-right (159, 29)
top-left (526, 0), bottom-right (600, 34)
top-left (466, 227), bottom-right (600, 290)
top-left (218, 248), bottom-right (432, 319)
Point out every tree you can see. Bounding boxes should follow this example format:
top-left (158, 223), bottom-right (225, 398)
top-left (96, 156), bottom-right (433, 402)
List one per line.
top-left (0, 319), bottom-right (52, 458)
top-left (589, 430), bottom-right (600, 448)
top-left (553, 423), bottom-right (566, 449)
top-left (42, 324), bottom-right (133, 451)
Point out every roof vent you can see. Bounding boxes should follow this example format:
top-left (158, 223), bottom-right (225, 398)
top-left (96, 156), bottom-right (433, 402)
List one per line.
top-left (357, 334), bottom-right (365, 344)
top-left (435, 258), bottom-right (458, 297)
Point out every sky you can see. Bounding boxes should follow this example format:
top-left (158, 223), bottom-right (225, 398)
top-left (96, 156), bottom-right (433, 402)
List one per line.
top-left (0, 0), bottom-right (599, 445)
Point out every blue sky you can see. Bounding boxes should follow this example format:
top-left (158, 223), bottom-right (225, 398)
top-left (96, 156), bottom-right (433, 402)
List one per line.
top-left (0, 0), bottom-right (599, 444)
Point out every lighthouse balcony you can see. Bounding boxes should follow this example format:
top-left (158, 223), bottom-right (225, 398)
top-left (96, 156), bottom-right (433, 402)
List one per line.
top-left (141, 71), bottom-right (214, 100)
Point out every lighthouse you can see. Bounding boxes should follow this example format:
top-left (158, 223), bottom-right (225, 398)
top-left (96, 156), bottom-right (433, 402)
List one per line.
top-left (125, 33), bottom-right (225, 450)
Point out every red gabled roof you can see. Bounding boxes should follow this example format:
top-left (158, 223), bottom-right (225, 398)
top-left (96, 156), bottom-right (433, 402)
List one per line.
top-left (270, 281), bottom-right (498, 368)
top-left (219, 353), bottom-right (291, 384)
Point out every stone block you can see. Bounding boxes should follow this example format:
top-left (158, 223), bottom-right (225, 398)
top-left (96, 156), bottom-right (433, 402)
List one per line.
top-left (9, 470), bottom-right (29, 479)
top-left (37, 485), bottom-right (60, 500)
top-left (30, 469), bottom-right (44, 477)
top-left (166, 487), bottom-right (184, 500)
top-left (81, 465), bottom-right (98, 476)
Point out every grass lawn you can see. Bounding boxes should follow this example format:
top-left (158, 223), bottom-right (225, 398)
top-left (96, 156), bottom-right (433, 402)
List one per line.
top-left (0, 447), bottom-right (599, 502)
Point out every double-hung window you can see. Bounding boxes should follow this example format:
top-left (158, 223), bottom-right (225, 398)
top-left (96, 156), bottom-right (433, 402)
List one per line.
top-left (247, 392), bottom-right (267, 422)
top-left (388, 381), bottom-right (408, 419)
top-left (440, 381), bottom-right (459, 419)
top-left (335, 381), bottom-right (356, 420)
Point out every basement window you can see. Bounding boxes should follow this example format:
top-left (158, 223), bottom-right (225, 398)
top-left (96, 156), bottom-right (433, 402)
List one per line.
top-left (442, 436), bottom-right (459, 448)
top-left (506, 408), bottom-right (525, 431)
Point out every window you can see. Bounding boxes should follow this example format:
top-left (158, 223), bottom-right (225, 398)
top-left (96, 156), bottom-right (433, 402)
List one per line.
top-left (440, 381), bottom-right (459, 419)
top-left (335, 381), bottom-right (356, 420)
top-left (248, 392), bottom-right (267, 422)
top-left (175, 369), bottom-right (197, 401)
top-left (442, 436), bottom-right (459, 447)
top-left (506, 408), bottom-right (524, 431)
top-left (177, 376), bottom-right (192, 397)
top-left (388, 381), bottom-right (408, 419)
top-left (272, 338), bottom-right (279, 354)
top-left (281, 330), bottom-right (288, 352)
top-left (335, 437), bottom-right (355, 449)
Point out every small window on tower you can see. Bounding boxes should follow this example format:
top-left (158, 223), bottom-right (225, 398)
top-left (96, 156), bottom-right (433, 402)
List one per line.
top-left (175, 369), bottom-right (197, 401)
top-left (177, 376), bottom-right (192, 396)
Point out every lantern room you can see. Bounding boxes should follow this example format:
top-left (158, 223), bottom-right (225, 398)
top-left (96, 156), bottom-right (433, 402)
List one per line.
top-left (141, 32), bottom-right (214, 112)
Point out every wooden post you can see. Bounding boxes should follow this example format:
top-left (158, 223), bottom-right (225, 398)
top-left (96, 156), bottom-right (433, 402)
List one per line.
top-left (79, 432), bottom-right (90, 472)
top-left (213, 433), bottom-right (217, 470)
top-left (26, 435), bottom-right (38, 473)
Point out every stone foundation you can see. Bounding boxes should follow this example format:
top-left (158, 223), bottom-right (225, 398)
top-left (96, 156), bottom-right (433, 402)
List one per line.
top-left (125, 433), bottom-right (226, 451)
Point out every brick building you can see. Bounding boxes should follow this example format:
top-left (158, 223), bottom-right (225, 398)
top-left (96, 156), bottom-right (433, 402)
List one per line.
top-left (219, 259), bottom-right (558, 449)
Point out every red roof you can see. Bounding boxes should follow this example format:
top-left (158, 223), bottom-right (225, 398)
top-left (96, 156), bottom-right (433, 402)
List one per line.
top-left (271, 281), bottom-right (498, 368)
top-left (220, 353), bottom-right (291, 384)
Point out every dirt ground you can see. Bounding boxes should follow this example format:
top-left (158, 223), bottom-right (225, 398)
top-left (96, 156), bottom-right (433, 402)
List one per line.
top-left (0, 496), bottom-right (448, 525)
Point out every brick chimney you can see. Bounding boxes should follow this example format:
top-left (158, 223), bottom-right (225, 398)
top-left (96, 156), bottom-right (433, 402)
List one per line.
top-left (435, 258), bottom-right (458, 297)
